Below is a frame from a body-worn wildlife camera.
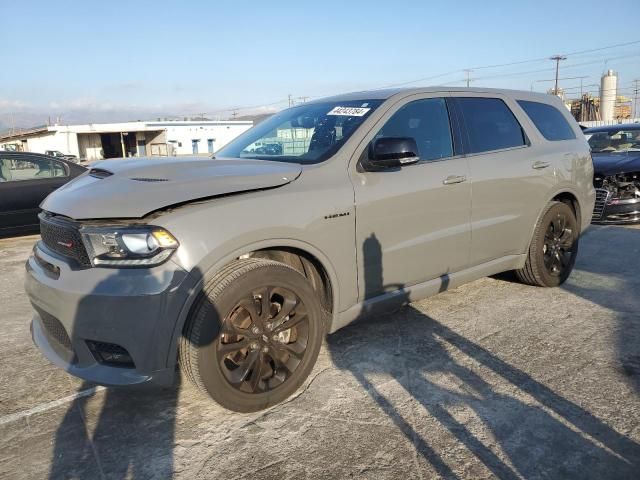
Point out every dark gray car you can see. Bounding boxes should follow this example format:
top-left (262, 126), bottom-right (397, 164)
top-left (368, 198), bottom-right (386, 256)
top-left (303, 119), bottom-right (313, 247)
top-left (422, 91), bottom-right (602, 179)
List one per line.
top-left (0, 152), bottom-right (86, 236)
top-left (584, 124), bottom-right (640, 223)
top-left (25, 87), bottom-right (595, 411)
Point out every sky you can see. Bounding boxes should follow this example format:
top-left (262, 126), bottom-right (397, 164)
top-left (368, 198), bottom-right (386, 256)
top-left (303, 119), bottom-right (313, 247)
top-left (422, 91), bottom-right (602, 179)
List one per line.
top-left (2, 0), bottom-right (639, 127)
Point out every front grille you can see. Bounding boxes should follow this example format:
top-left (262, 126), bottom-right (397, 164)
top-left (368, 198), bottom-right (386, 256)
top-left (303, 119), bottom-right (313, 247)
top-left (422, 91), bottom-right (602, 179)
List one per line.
top-left (39, 213), bottom-right (92, 267)
top-left (592, 188), bottom-right (610, 220)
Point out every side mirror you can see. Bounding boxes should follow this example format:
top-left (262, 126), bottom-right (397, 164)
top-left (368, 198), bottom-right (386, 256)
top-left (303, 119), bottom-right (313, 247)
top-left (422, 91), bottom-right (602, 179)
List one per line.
top-left (366, 137), bottom-right (420, 170)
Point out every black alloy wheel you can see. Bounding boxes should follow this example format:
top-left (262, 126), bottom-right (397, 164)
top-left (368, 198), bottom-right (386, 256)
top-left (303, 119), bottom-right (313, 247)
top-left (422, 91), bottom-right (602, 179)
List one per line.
top-left (217, 286), bottom-right (309, 394)
top-left (542, 212), bottom-right (575, 277)
top-left (516, 201), bottom-right (579, 287)
top-left (180, 258), bottom-right (324, 412)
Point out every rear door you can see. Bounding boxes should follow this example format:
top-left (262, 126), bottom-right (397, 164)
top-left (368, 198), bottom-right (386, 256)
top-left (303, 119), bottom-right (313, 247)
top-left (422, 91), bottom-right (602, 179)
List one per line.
top-left (0, 154), bottom-right (70, 232)
top-left (350, 94), bottom-right (471, 299)
top-left (449, 95), bottom-right (555, 265)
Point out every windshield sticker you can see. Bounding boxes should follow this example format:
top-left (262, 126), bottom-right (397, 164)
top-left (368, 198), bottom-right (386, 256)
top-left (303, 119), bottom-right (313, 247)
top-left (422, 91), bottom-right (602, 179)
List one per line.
top-left (327, 106), bottom-right (371, 116)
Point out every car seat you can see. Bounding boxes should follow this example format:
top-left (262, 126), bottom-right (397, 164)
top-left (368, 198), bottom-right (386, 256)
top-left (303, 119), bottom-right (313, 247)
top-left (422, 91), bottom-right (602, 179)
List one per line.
top-left (0, 160), bottom-right (11, 181)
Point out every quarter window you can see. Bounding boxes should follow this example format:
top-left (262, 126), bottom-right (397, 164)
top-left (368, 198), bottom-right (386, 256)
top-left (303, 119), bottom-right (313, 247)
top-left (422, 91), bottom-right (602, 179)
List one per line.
top-left (0, 157), bottom-right (67, 182)
top-left (455, 97), bottom-right (526, 154)
top-left (517, 100), bottom-right (576, 141)
top-left (374, 98), bottom-right (453, 161)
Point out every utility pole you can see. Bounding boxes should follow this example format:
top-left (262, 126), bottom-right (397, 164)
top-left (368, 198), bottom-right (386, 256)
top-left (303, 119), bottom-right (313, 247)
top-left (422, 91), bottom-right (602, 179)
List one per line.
top-left (550, 55), bottom-right (567, 96)
top-left (288, 94), bottom-right (293, 107)
top-left (633, 79), bottom-right (640, 119)
top-left (298, 96), bottom-right (309, 103)
top-left (463, 69), bottom-right (473, 87)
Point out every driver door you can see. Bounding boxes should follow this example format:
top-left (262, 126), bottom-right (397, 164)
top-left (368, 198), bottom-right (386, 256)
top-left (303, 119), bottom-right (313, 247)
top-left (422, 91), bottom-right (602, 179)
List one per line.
top-left (349, 95), bottom-right (471, 300)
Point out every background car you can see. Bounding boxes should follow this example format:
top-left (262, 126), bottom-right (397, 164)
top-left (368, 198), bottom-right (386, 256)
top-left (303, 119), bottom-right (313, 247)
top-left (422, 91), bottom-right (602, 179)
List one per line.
top-left (0, 152), bottom-right (86, 236)
top-left (44, 150), bottom-right (78, 162)
top-left (585, 123), bottom-right (640, 224)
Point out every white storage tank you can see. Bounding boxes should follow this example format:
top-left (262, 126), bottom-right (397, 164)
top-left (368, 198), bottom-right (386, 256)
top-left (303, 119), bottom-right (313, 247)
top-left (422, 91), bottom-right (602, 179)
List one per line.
top-left (600, 69), bottom-right (617, 122)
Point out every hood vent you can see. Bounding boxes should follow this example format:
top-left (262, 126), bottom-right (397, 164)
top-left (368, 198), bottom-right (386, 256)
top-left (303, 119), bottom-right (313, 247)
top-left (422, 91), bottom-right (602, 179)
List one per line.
top-left (130, 177), bottom-right (169, 182)
top-left (89, 168), bottom-right (113, 179)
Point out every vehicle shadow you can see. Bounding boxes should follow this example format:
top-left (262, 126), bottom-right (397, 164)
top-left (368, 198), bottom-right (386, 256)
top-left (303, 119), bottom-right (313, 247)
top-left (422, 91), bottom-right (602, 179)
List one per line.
top-left (49, 379), bottom-right (180, 479)
top-left (494, 224), bottom-right (640, 396)
top-left (48, 269), bottom-right (181, 479)
top-left (560, 225), bottom-right (640, 395)
top-left (326, 233), bottom-right (640, 478)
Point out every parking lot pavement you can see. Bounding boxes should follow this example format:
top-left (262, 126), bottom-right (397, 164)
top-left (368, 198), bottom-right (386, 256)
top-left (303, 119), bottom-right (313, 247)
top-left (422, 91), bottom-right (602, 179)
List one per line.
top-left (1, 226), bottom-right (639, 479)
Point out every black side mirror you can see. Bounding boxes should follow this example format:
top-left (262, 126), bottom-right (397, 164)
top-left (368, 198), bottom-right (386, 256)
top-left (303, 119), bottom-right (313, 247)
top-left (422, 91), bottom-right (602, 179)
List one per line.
top-left (366, 137), bottom-right (420, 170)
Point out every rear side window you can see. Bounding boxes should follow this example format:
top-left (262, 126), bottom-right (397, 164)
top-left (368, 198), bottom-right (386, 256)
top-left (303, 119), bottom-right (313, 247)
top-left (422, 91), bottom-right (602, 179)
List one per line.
top-left (517, 100), bottom-right (576, 141)
top-left (454, 97), bottom-right (526, 154)
top-left (0, 156), bottom-right (67, 182)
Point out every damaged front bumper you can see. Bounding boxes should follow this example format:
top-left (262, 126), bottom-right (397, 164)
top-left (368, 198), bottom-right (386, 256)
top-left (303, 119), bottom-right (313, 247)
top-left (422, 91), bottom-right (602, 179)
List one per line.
top-left (592, 188), bottom-right (640, 224)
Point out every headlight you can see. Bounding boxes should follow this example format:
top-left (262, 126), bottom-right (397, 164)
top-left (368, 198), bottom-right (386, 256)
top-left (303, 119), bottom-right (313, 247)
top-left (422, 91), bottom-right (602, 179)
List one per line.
top-left (80, 226), bottom-right (179, 267)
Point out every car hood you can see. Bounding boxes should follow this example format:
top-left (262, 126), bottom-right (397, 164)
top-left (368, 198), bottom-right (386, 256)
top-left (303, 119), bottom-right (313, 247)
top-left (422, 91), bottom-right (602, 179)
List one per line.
top-left (592, 152), bottom-right (640, 176)
top-left (41, 157), bottom-right (302, 220)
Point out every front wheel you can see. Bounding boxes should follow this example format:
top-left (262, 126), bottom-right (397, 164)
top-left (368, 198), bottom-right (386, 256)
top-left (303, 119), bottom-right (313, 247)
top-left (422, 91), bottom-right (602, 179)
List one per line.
top-left (180, 258), bottom-right (324, 412)
top-left (516, 201), bottom-right (579, 287)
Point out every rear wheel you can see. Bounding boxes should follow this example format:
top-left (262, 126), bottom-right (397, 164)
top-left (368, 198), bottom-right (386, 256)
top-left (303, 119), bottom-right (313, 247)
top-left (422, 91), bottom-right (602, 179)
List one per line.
top-left (180, 258), bottom-right (324, 412)
top-left (516, 201), bottom-right (579, 287)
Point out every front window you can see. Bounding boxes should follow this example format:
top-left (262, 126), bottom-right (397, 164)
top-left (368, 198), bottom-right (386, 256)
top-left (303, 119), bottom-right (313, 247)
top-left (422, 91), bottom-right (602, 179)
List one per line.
top-left (373, 98), bottom-right (453, 161)
top-left (587, 129), bottom-right (640, 153)
top-left (217, 100), bottom-right (383, 164)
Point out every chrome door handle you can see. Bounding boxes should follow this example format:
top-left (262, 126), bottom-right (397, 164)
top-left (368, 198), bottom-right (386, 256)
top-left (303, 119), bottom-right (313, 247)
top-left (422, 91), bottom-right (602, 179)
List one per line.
top-left (443, 175), bottom-right (467, 185)
top-left (532, 161), bottom-right (551, 169)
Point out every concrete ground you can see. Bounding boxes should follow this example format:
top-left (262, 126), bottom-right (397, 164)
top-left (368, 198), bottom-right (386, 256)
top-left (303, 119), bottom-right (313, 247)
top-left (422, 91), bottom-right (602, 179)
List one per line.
top-left (1, 225), bottom-right (639, 479)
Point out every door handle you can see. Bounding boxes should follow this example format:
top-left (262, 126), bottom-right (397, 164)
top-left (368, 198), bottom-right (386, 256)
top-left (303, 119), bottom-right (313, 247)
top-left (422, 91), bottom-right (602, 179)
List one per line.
top-left (532, 161), bottom-right (551, 170)
top-left (443, 175), bottom-right (467, 185)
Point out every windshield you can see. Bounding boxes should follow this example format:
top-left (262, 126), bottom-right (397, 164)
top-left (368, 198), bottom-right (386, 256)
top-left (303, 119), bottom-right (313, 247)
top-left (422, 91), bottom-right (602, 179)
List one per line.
top-left (587, 129), bottom-right (640, 153)
top-left (216, 99), bottom-right (383, 164)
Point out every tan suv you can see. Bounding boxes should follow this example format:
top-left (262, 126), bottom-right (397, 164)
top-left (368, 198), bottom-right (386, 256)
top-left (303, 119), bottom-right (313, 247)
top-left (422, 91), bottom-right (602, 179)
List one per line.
top-left (25, 87), bottom-right (595, 412)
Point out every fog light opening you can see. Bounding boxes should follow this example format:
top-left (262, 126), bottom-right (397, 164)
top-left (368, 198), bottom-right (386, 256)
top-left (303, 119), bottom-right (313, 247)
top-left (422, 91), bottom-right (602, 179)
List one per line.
top-left (86, 341), bottom-right (135, 368)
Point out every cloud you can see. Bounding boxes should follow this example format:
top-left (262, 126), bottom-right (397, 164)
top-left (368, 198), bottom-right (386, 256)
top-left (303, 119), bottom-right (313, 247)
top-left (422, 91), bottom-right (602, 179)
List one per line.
top-left (0, 98), bottom-right (27, 112)
top-left (0, 95), bottom-right (286, 130)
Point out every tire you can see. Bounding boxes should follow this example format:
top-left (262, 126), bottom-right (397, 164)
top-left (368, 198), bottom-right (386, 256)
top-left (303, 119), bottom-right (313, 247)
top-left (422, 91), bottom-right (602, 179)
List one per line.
top-left (515, 201), bottom-right (579, 287)
top-left (180, 258), bottom-right (324, 412)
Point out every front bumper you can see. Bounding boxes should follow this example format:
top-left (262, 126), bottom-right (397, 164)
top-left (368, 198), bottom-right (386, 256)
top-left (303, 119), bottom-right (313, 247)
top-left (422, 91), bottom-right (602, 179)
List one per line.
top-left (591, 188), bottom-right (640, 224)
top-left (25, 241), bottom-right (190, 386)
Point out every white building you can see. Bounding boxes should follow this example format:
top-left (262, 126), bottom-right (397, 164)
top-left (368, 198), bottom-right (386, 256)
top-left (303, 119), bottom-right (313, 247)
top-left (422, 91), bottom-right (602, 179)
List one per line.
top-left (0, 120), bottom-right (253, 160)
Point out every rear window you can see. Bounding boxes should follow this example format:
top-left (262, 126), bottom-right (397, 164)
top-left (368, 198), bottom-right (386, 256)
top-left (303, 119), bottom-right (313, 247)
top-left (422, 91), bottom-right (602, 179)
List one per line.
top-left (517, 100), bottom-right (576, 141)
top-left (454, 97), bottom-right (527, 154)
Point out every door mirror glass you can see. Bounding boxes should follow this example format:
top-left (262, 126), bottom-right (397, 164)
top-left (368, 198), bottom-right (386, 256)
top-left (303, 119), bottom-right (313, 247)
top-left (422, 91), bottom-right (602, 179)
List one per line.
top-left (366, 137), bottom-right (420, 170)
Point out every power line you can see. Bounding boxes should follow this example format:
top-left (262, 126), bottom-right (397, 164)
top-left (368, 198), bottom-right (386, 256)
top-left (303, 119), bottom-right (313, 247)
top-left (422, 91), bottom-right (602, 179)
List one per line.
top-left (377, 41), bottom-right (640, 90)
top-left (169, 39), bottom-right (640, 118)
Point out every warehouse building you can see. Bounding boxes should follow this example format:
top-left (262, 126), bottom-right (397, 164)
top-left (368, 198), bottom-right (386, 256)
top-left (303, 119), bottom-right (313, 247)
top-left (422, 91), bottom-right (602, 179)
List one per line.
top-left (0, 119), bottom-right (253, 160)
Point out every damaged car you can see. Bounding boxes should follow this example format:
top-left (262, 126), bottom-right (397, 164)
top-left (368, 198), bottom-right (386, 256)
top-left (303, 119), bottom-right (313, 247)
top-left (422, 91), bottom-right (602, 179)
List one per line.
top-left (25, 88), bottom-right (594, 412)
top-left (585, 124), bottom-right (640, 224)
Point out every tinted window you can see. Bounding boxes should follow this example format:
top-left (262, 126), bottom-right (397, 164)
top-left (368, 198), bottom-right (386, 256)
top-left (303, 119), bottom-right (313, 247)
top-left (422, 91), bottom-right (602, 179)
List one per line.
top-left (0, 157), bottom-right (67, 182)
top-left (374, 98), bottom-right (453, 161)
top-left (517, 100), bottom-right (575, 141)
top-left (455, 98), bottom-right (526, 154)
